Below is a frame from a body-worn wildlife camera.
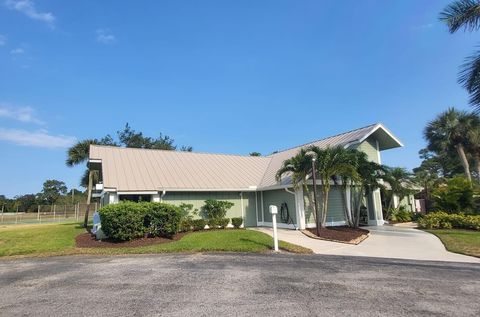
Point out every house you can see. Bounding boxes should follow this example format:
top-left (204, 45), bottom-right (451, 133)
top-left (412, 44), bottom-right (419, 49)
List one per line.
top-left (88, 123), bottom-right (403, 229)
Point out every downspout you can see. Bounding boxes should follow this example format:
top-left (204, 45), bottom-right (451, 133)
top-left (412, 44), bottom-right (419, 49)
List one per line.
top-left (160, 190), bottom-right (166, 202)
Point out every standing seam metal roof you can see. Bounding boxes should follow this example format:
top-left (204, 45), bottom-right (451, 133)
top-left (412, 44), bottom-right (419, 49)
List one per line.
top-left (89, 123), bottom-right (395, 191)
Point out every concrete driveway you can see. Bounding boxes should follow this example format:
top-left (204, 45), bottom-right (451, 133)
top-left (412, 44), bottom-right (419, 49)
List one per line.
top-left (1, 254), bottom-right (479, 316)
top-left (255, 225), bottom-right (480, 263)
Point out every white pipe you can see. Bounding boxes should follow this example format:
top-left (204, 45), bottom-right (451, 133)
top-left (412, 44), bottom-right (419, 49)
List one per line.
top-left (160, 190), bottom-right (166, 202)
top-left (240, 192), bottom-right (244, 226)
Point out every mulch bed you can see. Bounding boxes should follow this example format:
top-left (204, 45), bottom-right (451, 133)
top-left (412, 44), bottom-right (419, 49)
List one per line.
top-left (75, 232), bottom-right (188, 248)
top-left (303, 226), bottom-right (369, 245)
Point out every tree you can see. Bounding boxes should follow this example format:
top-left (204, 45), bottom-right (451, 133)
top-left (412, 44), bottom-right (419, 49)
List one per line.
top-left (424, 108), bottom-right (477, 181)
top-left (432, 177), bottom-right (479, 213)
top-left (249, 152), bottom-right (261, 156)
top-left (440, 0), bottom-right (480, 109)
top-left (40, 180), bottom-right (67, 205)
top-left (382, 167), bottom-right (414, 214)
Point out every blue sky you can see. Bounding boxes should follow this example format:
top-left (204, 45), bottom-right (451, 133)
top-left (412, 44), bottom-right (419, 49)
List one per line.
top-left (0, 0), bottom-right (476, 197)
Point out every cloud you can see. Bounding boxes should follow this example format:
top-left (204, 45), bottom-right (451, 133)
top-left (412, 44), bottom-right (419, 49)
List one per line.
top-left (0, 104), bottom-right (44, 124)
top-left (5, 0), bottom-right (55, 26)
top-left (10, 47), bottom-right (24, 55)
top-left (0, 127), bottom-right (76, 148)
top-left (96, 28), bottom-right (115, 44)
top-left (0, 34), bottom-right (6, 46)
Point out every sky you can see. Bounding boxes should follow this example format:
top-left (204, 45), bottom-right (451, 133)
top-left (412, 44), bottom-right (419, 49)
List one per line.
top-left (0, 0), bottom-right (477, 198)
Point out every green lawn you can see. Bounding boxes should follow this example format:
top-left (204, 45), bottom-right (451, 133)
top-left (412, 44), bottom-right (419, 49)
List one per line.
top-left (426, 229), bottom-right (480, 258)
top-left (0, 223), bottom-right (312, 258)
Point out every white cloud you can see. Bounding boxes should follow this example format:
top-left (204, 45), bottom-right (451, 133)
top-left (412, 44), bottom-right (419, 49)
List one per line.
top-left (96, 28), bottom-right (115, 44)
top-left (10, 47), bottom-right (24, 55)
top-left (0, 127), bottom-right (76, 148)
top-left (0, 104), bottom-right (44, 124)
top-left (0, 34), bottom-right (6, 46)
top-left (5, 0), bottom-right (55, 26)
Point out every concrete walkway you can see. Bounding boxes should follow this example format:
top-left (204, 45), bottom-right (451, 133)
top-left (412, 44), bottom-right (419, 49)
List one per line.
top-left (254, 225), bottom-right (480, 263)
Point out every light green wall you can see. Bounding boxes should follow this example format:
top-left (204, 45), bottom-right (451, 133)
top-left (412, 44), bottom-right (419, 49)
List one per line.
top-left (354, 137), bottom-right (379, 163)
top-left (162, 191), bottom-right (257, 227)
top-left (261, 189), bottom-right (296, 224)
top-left (303, 186), bottom-right (346, 224)
top-left (399, 195), bottom-right (415, 212)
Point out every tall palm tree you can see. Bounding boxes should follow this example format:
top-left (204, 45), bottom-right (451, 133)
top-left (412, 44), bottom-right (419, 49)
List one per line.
top-left (382, 167), bottom-right (413, 214)
top-left (66, 139), bottom-right (100, 229)
top-left (466, 126), bottom-right (480, 181)
top-left (440, 0), bottom-right (480, 109)
top-left (424, 108), bottom-right (476, 181)
top-left (307, 146), bottom-right (359, 228)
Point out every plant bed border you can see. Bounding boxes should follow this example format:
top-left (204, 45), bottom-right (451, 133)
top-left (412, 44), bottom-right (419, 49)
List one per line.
top-left (75, 232), bottom-right (189, 248)
top-left (301, 227), bottom-right (369, 245)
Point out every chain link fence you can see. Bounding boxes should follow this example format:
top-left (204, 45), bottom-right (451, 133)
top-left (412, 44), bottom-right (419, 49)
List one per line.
top-left (0, 203), bottom-right (98, 225)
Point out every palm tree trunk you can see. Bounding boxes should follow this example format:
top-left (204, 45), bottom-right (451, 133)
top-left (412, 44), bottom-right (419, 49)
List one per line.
top-left (455, 143), bottom-right (472, 181)
top-left (476, 155), bottom-right (480, 182)
top-left (321, 186), bottom-right (330, 228)
top-left (83, 170), bottom-right (93, 232)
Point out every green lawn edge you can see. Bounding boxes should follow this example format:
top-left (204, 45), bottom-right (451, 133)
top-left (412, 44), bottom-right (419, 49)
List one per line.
top-left (425, 229), bottom-right (480, 258)
top-left (0, 223), bottom-right (312, 259)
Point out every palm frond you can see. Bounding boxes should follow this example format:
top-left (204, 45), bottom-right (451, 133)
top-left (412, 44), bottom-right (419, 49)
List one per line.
top-left (440, 0), bottom-right (480, 33)
top-left (459, 49), bottom-right (480, 108)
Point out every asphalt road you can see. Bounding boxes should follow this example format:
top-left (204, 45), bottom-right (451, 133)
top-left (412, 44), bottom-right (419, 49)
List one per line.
top-left (1, 253), bottom-right (479, 316)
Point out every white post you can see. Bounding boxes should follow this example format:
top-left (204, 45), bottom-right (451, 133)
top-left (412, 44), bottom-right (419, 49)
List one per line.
top-left (15, 206), bottom-right (18, 224)
top-left (53, 204), bottom-right (56, 221)
top-left (37, 205), bottom-right (40, 221)
top-left (269, 205), bottom-right (279, 252)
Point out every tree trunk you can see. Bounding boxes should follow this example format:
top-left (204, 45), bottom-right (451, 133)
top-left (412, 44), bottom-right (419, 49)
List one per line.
top-left (476, 155), bottom-right (480, 183)
top-left (321, 186), bottom-right (330, 228)
top-left (83, 170), bottom-right (93, 232)
top-left (455, 143), bottom-right (472, 182)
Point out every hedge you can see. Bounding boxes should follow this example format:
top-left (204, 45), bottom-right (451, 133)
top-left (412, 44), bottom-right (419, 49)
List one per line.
top-left (98, 202), bottom-right (182, 241)
top-left (417, 212), bottom-right (480, 230)
top-left (231, 217), bottom-right (243, 229)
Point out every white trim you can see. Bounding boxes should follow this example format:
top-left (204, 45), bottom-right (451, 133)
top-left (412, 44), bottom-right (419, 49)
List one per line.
top-left (358, 124), bottom-right (404, 147)
top-left (88, 159), bottom-right (102, 163)
top-left (261, 191), bottom-right (264, 223)
top-left (255, 191), bottom-right (259, 226)
top-left (117, 191), bottom-right (158, 195)
top-left (376, 139), bottom-right (382, 164)
top-left (306, 221), bottom-right (347, 228)
top-left (156, 187), bottom-right (258, 192)
top-left (257, 184), bottom-right (297, 191)
top-left (240, 192), bottom-right (244, 223)
top-left (257, 222), bottom-right (296, 229)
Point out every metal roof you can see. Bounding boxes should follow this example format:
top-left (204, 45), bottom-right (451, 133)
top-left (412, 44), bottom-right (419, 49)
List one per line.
top-left (89, 123), bottom-right (402, 192)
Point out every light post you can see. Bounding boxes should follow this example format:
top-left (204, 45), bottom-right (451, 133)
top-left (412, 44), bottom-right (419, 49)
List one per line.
top-left (269, 205), bottom-right (279, 252)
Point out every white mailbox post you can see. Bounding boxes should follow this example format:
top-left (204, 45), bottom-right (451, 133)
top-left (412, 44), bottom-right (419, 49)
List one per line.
top-left (269, 205), bottom-right (279, 252)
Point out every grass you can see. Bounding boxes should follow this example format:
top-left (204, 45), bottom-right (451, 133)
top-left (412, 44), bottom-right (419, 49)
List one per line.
top-left (0, 223), bottom-right (312, 258)
top-left (426, 229), bottom-right (480, 258)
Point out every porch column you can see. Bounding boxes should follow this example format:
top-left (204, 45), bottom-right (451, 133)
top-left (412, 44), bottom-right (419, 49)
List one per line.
top-left (295, 188), bottom-right (306, 230)
top-left (367, 189), bottom-right (384, 226)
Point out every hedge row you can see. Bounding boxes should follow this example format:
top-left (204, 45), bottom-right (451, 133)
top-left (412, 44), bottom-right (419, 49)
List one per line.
top-left (179, 217), bottom-right (243, 232)
top-left (417, 212), bottom-right (480, 230)
top-left (99, 202), bottom-right (182, 241)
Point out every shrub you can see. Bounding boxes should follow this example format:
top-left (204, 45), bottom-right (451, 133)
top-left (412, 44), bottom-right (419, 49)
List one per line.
top-left (192, 219), bottom-right (206, 231)
top-left (417, 212), bottom-right (480, 230)
top-left (99, 201), bottom-right (149, 241)
top-left (207, 218), bottom-right (219, 229)
top-left (388, 210), bottom-right (414, 222)
top-left (432, 177), bottom-right (478, 214)
top-left (217, 218), bottom-right (230, 229)
top-left (179, 218), bottom-right (193, 232)
top-left (178, 203), bottom-right (198, 232)
top-left (99, 202), bottom-right (182, 241)
top-left (202, 199), bottom-right (234, 220)
top-left (144, 203), bottom-right (182, 238)
top-left (231, 217), bottom-right (243, 229)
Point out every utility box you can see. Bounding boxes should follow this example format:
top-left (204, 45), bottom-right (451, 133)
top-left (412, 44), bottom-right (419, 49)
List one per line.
top-left (269, 205), bottom-right (278, 215)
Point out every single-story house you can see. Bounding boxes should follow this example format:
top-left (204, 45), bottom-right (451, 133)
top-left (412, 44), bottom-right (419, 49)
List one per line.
top-left (88, 123), bottom-right (403, 229)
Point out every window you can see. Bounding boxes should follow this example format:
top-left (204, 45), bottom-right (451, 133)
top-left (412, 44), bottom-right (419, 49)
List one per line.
top-left (119, 194), bottom-right (151, 202)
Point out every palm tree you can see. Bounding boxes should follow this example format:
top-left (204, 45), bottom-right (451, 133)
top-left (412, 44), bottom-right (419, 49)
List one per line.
top-left (338, 151), bottom-right (385, 228)
top-left (307, 146), bottom-right (359, 228)
top-left (382, 167), bottom-right (413, 214)
top-left (440, 1), bottom-right (480, 109)
top-left (66, 139), bottom-right (100, 229)
top-left (465, 122), bottom-right (480, 181)
top-left (424, 108), bottom-right (476, 181)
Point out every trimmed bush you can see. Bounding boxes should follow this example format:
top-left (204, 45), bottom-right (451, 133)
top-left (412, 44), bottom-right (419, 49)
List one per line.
top-left (388, 210), bottom-right (414, 222)
top-left (192, 219), bottom-right (206, 231)
top-left (207, 218), bottom-right (219, 229)
top-left (179, 218), bottom-right (193, 232)
top-left (202, 199), bottom-right (234, 220)
top-left (418, 212), bottom-right (480, 230)
top-left (99, 202), bottom-right (182, 241)
top-left (144, 203), bottom-right (182, 238)
top-left (217, 218), bottom-right (230, 229)
top-left (231, 217), bottom-right (243, 229)
top-left (99, 201), bottom-right (149, 241)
